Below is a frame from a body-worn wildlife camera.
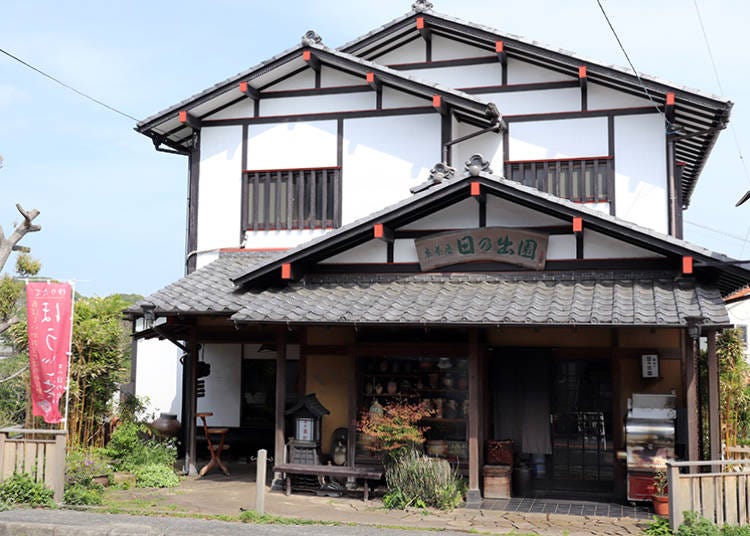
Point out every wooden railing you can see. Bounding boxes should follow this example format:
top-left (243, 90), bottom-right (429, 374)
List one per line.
top-left (668, 459), bottom-right (750, 530)
top-left (504, 156), bottom-right (612, 203)
top-left (0, 428), bottom-right (66, 502)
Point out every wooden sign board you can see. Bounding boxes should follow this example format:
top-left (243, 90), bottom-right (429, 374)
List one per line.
top-left (415, 227), bottom-right (548, 271)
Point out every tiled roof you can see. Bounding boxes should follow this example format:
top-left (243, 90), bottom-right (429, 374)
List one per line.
top-left (230, 272), bottom-right (729, 327)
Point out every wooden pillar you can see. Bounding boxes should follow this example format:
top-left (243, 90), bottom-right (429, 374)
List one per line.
top-left (466, 328), bottom-right (481, 505)
top-left (181, 332), bottom-right (199, 476)
top-left (685, 330), bottom-right (700, 463)
top-left (274, 328), bottom-right (287, 469)
top-left (706, 328), bottom-right (721, 461)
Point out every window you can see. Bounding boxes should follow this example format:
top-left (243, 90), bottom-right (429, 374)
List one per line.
top-left (504, 157), bottom-right (612, 203)
top-left (244, 167), bottom-right (341, 230)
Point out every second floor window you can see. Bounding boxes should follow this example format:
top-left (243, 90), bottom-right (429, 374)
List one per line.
top-left (244, 167), bottom-right (342, 230)
top-left (504, 156), bottom-right (612, 203)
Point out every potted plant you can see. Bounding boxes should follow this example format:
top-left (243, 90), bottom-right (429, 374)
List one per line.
top-left (652, 469), bottom-right (669, 517)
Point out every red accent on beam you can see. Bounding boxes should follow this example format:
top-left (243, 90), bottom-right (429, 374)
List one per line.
top-left (373, 223), bottom-right (384, 238)
top-left (470, 182), bottom-right (481, 196)
top-left (432, 95), bottom-right (442, 108)
top-left (366, 72), bottom-right (375, 84)
top-left (303, 50), bottom-right (312, 62)
top-left (179, 110), bottom-right (188, 123)
top-left (495, 41), bottom-right (504, 53)
top-left (281, 263), bottom-right (292, 280)
top-left (682, 256), bottom-right (693, 275)
top-left (239, 81), bottom-right (248, 93)
top-left (416, 17), bottom-right (425, 30)
top-left (578, 66), bottom-right (587, 79)
top-left (666, 92), bottom-right (675, 106)
top-left (572, 217), bottom-right (583, 233)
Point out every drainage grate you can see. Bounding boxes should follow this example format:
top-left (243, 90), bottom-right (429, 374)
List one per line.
top-left (468, 497), bottom-right (653, 519)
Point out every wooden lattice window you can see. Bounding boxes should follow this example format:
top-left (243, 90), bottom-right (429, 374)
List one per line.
top-left (504, 157), bottom-right (613, 203)
top-left (244, 167), bottom-right (341, 230)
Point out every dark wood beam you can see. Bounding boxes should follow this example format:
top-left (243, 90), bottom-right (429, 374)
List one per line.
top-left (274, 328), bottom-right (287, 483)
top-left (579, 66), bottom-right (588, 112)
top-left (302, 49), bottom-right (321, 73)
top-left (239, 81), bottom-right (260, 101)
top-left (706, 328), bottom-right (720, 464)
top-left (495, 41), bottom-right (507, 85)
top-left (178, 110), bottom-right (202, 130)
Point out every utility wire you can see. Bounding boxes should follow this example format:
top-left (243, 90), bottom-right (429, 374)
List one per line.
top-left (685, 220), bottom-right (750, 245)
top-left (0, 46), bottom-right (139, 122)
top-left (595, 0), bottom-right (672, 130)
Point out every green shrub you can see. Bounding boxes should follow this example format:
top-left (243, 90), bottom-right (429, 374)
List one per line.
top-left (644, 516), bottom-right (673, 536)
top-left (721, 526), bottom-right (750, 536)
top-left (676, 511), bottom-right (720, 536)
top-left (65, 448), bottom-right (112, 487)
top-left (383, 449), bottom-right (465, 510)
top-left (63, 483), bottom-right (103, 505)
top-left (133, 464), bottom-right (180, 488)
top-left (105, 421), bottom-right (176, 472)
top-left (0, 472), bottom-right (54, 507)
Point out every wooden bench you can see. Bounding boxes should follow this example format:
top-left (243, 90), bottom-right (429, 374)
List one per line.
top-left (273, 463), bottom-right (383, 502)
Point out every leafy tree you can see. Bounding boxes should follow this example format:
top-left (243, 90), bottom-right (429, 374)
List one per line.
top-left (717, 328), bottom-right (750, 448)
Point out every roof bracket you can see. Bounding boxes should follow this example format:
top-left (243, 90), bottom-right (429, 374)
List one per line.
top-left (302, 49), bottom-right (321, 73)
top-left (178, 110), bottom-right (202, 130)
top-left (239, 81), bottom-right (260, 100)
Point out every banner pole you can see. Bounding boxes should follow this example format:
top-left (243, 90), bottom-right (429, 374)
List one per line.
top-left (61, 282), bottom-right (75, 433)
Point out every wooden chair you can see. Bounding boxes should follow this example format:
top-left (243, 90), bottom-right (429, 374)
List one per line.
top-left (196, 412), bottom-right (230, 476)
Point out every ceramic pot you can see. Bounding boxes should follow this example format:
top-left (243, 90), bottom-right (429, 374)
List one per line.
top-left (151, 413), bottom-right (181, 438)
top-left (387, 379), bottom-right (398, 394)
top-left (653, 495), bottom-right (669, 517)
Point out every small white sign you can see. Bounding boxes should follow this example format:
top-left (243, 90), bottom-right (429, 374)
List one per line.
top-left (641, 354), bottom-right (659, 378)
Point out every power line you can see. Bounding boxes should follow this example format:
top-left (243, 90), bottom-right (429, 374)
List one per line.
top-left (0, 46), bottom-right (139, 122)
top-left (685, 219), bottom-right (750, 245)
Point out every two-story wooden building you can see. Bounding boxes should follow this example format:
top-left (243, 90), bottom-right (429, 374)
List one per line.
top-left (127, 1), bottom-right (750, 502)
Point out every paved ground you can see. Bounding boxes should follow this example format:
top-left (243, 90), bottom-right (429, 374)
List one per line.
top-left (0, 460), bottom-right (653, 535)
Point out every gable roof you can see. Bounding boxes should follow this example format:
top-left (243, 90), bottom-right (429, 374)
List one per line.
top-left (230, 166), bottom-right (750, 296)
top-left (338, 5), bottom-right (733, 207)
top-left (135, 37), bottom-right (501, 153)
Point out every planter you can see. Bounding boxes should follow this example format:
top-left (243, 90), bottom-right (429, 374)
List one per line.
top-left (653, 495), bottom-right (669, 517)
top-left (151, 413), bottom-right (181, 438)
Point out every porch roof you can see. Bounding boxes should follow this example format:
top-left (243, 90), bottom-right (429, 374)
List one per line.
top-left (228, 272), bottom-right (728, 328)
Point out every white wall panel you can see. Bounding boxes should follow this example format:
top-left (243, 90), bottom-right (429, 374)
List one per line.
top-left (321, 239), bottom-right (386, 263)
top-left (342, 114), bottom-right (439, 223)
top-left (266, 70), bottom-right (315, 91)
top-left (588, 83), bottom-right (650, 110)
top-left (197, 344), bottom-right (242, 427)
top-left (243, 229), bottom-right (328, 250)
top-left (508, 117), bottom-right (608, 160)
top-left (432, 35), bottom-right (491, 61)
top-left (260, 92), bottom-right (375, 116)
top-left (377, 39), bottom-right (426, 64)
top-left (491, 88), bottom-right (580, 115)
top-left (196, 251), bottom-right (220, 270)
top-left (486, 196), bottom-right (567, 226)
top-left (321, 66), bottom-right (365, 87)
top-left (394, 238), bottom-right (419, 263)
top-left (614, 114), bottom-right (668, 233)
top-left (547, 234), bottom-right (576, 260)
top-left (247, 121), bottom-right (338, 169)
top-left (135, 339), bottom-right (182, 418)
top-left (452, 121), bottom-right (503, 171)
top-left (404, 64), bottom-right (503, 88)
top-left (508, 58), bottom-right (573, 84)
top-left (583, 229), bottom-right (663, 259)
top-left (402, 198), bottom-right (479, 230)
top-left (381, 88), bottom-right (427, 108)
top-left (205, 99), bottom-right (254, 120)
top-left (198, 126), bottom-right (243, 253)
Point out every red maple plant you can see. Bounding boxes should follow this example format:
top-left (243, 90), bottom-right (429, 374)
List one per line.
top-left (357, 401), bottom-right (434, 461)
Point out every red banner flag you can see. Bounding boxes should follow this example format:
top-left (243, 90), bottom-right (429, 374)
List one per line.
top-left (27, 282), bottom-right (73, 424)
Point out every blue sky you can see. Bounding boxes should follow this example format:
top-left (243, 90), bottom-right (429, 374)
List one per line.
top-left (1, 0), bottom-right (749, 297)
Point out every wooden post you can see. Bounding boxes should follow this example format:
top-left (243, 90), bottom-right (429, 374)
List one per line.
top-left (667, 460), bottom-right (681, 530)
top-left (182, 333), bottom-right (199, 476)
top-left (256, 449), bottom-right (267, 514)
top-left (466, 328), bottom-right (481, 505)
top-left (685, 330), bottom-right (700, 465)
top-left (274, 329), bottom-right (287, 481)
top-left (706, 329), bottom-right (720, 464)
top-left (51, 432), bottom-right (65, 503)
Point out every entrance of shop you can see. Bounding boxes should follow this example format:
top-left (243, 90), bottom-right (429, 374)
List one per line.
top-left (488, 350), bottom-right (613, 498)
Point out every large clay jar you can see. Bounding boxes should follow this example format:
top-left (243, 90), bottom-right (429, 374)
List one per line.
top-left (151, 413), bottom-right (181, 438)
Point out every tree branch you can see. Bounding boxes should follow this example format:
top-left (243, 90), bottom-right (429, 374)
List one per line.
top-left (0, 204), bottom-right (41, 273)
top-left (0, 365), bottom-right (28, 384)
top-left (0, 315), bottom-right (19, 336)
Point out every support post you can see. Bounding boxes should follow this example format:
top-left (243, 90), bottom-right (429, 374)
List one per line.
top-left (273, 329), bottom-right (287, 484)
top-left (466, 328), bottom-right (481, 505)
top-left (685, 329), bottom-right (700, 465)
top-left (706, 328), bottom-right (720, 464)
top-left (256, 449), bottom-right (267, 514)
top-left (184, 335), bottom-right (199, 476)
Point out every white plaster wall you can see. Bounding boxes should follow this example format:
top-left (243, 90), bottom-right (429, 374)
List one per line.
top-left (377, 38), bottom-right (425, 64)
top-left (401, 198), bottom-right (479, 230)
top-left (404, 64), bottom-right (503, 88)
top-left (246, 121), bottom-right (338, 169)
top-left (266, 70), bottom-right (315, 91)
top-left (508, 58), bottom-right (573, 84)
top-left (381, 88), bottom-right (427, 108)
top-left (205, 99), bottom-right (254, 120)
top-left (451, 122), bottom-right (503, 171)
top-left (583, 229), bottom-right (664, 259)
top-left (508, 117), bottom-right (608, 160)
top-left (197, 126), bottom-right (243, 253)
top-left (342, 114), bottom-right (439, 223)
top-left (547, 234), bottom-right (576, 260)
top-left (613, 114), bottom-right (668, 233)
top-left (321, 239), bottom-right (387, 263)
top-left (135, 339), bottom-right (182, 418)
top-left (394, 238), bottom-right (419, 263)
top-left (196, 344), bottom-right (242, 428)
top-left (260, 92), bottom-right (374, 116)
top-left (432, 34), bottom-right (490, 61)
top-left (485, 196), bottom-right (568, 226)
top-left (321, 66), bottom-right (365, 87)
top-left (490, 88), bottom-right (581, 115)
top-left (727, 300), bottom-right (750, 358)
top-left (243, 229), bottom-right (328, 250)
top-left (588, 83), bottom-right (650, 110)
top-left (196, 251), bottom-right (220, 270)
